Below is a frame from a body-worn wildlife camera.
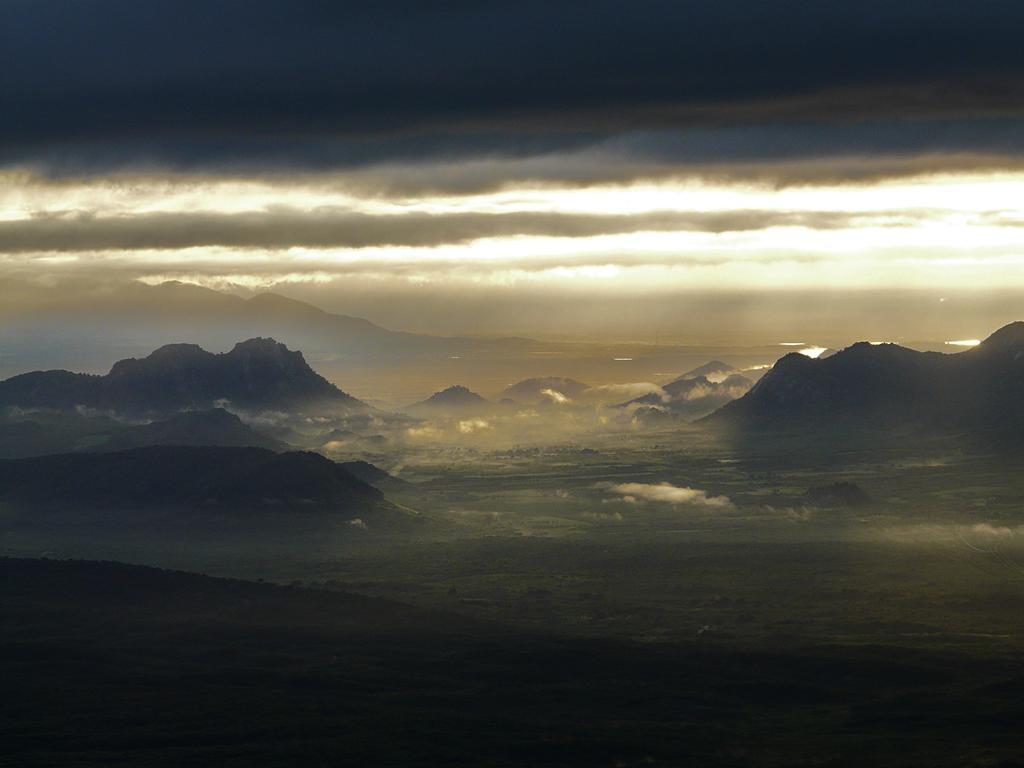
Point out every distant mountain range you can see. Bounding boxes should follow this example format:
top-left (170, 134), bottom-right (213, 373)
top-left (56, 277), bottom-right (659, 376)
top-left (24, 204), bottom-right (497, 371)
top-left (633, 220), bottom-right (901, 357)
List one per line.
top-left (705, 321), bottom-right (1024, 443)
top-left (0, 337), bottom-right (366, 416)
top-left (0, 280), bottom-right (538, 365)
top-left (0, 446), bottom-right (385, 515)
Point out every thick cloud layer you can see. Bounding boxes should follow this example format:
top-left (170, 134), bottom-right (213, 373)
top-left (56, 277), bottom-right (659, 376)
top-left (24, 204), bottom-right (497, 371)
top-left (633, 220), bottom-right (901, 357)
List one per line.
top-left (4, 1), bottom-right (1024, 341)
top-left (0, 208), bottom-right (869, 253)
top-left (3, 1), bottom-right (1024, 174)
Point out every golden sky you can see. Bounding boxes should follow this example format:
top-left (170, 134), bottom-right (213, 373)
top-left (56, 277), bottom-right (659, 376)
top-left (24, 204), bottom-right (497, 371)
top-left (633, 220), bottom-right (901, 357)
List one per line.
top-left (4, 169), bottom-right (1024, 296)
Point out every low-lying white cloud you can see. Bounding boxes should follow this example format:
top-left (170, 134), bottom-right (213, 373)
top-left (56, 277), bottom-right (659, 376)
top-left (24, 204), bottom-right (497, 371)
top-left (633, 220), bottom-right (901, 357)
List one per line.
top-left (541, 388), bottom-right (570, 404)
top-left (605, 481), bottom-right (734, 509)
top-left (457, 418), bottom-right (491, 434)
top-left (971, 522), bottom-right (1017, 536)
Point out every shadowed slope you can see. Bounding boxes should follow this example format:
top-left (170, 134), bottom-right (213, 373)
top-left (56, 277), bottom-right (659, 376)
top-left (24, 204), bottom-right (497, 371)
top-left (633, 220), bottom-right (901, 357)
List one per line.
top-left (0, 446), bottom-right (382, 514)
top-left (705, 321), bottom-right (1024, 442)
top-left (0, 337), bottom-right (366, 415)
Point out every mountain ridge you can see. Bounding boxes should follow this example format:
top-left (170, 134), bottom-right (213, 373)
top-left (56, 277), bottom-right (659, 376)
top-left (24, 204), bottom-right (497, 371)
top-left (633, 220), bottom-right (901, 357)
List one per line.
top-left (0, 281), bottom-right (542, 366)
top-left (408, 385), bottom-right (490, 413)
top-left (0, 445), bottom-right (384, 514)
top-left (704, 321), bottom-right (1024, 442)
top-left (0, 337), bottom-right (366, 416)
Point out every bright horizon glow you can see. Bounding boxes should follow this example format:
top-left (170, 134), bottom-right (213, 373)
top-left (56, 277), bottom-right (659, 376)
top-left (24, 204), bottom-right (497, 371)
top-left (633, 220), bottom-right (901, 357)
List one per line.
top-left (799, 347), bottom-right (828, 358)
top-left (7, 170), bottom-right (1024, 293)
top-left (945, 339), bottom-right (982, 347)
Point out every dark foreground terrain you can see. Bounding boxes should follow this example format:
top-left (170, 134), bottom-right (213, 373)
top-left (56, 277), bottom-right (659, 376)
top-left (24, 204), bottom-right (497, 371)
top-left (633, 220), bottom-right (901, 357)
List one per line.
top-left (4, 557), bottom-right (1024, 768)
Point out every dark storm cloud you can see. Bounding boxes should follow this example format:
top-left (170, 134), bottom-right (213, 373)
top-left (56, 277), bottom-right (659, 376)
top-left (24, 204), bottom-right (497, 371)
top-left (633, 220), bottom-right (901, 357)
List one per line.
top-left (3, 0), bottom-right (1024, 174)
top-left (0, 208), bottom-right (899, 253)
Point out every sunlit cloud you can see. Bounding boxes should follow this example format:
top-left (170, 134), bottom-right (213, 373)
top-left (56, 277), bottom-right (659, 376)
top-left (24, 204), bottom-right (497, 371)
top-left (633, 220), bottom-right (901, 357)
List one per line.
top-left (540, 388), bottom-right (570, 405)
top-left (971, 523), bottom-right (1018, 536)
top-left (457, 418), bottom-right (491, 434)
top-left (603, 481), bottom-right (734, 509)
top-left (6, 170), bottom-right (1024, 295)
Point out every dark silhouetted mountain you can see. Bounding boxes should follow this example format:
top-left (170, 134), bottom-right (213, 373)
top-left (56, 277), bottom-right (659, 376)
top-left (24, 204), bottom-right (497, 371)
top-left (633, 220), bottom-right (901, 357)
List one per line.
top-left (805, 482), bottom-right (872, 508)
top-left (408, 385), bottom-right (490, 414)
top-left (338, 460), bottom-right (411, 492)
top-left (0, 369), bottom-right (104, 410)
top-left (0, 446), bottom-right (382, 514)
top-left (500, 377), bottom-right (590, 403)
top-left (705, 321), bottom-right (1024, 442)
top-left (97, 409), bottom-right (287, 452)
top-left (0, 338), bottom-right (367, 415)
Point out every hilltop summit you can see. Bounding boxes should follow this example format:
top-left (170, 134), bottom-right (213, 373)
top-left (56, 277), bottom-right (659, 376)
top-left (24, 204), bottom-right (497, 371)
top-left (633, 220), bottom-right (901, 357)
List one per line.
top-left (0, 338), bottom-right (366, 415)
top-left (704, 321), bottom-right (1024, 444)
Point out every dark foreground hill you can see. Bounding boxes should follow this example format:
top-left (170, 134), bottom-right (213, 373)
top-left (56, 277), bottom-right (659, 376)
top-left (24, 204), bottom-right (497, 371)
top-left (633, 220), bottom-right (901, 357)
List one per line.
top-left (0, 446), bottom-right (383, 516)
top-left (0, 408), bottom-right (287, 459)
top-left (705, 321), bottom-right (1024, 444)
top-left (338, 459), bottom-right (411, 493)
top-left (97, 408), bottom-right (288, 452)
top-left (3, 556), bottom-right (1023, 767)
top-left (0, 337), bottom-right (366, 416)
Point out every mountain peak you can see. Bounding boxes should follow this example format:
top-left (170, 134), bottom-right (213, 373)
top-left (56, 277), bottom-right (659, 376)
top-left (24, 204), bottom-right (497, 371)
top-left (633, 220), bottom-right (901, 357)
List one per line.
top-left (705, 320), bottom-right (1024, 434)
top-left (430, 385), bottom-right (485, 403)
top-left (108, 343), bottom-right (212, 376)
top-left (770, 350), bottom-right (819, 371)
top-left (674, 360), bottom-right (736, 382)
top-left (500, 377), bottom-right (590, 403)
top-left (410, 384), bottom-right (489, 412)
top-left (2, 339), bottom-right (367, 415)
top-left (146, 342), bottom-right (209, 359)
top-left (973, 321), bottom-right (1024, 354)
top-left (228, 337), bottom-right (291, 355)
